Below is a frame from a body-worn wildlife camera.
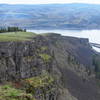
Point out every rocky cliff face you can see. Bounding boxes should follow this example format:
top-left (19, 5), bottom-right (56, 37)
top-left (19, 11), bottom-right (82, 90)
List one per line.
top-left (0, 33), bottom-right (100, 100)
top-left (0, 35), bottom-right (52, 81)
top-left (45, 34), bottom-right (100, 100)
top-left (0, 35), bottom-right (59, 100)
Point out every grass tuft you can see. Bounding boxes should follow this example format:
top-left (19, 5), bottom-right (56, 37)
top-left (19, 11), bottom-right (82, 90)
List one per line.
top-left (39, 54), bottom-right (52, 63)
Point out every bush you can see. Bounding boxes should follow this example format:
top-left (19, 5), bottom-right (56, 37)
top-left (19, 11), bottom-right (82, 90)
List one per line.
top-left (39, 54), bottom-right (52, 63)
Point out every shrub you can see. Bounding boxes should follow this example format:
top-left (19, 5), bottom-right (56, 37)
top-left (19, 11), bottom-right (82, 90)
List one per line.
top-left (39, 54), bottom-right (52, 63)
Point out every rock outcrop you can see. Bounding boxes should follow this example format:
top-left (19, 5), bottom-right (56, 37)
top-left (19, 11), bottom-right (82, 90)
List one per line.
top-left (0, 33), bottom-right (100, 100)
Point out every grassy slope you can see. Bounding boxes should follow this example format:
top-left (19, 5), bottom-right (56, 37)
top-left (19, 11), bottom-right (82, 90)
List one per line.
top-left (0, 32), bottom-right (36, 41)
top-left (0, 71), bottom-right (54, 100)
top-left (0, 83), bottom-right (34, 100)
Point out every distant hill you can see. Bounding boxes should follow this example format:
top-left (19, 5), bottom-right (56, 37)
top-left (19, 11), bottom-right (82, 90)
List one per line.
top-left (1, 3), bottom-right (100, 29)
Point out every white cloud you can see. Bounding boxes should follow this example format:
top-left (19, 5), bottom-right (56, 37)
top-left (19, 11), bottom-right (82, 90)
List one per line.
top-left (0, 0), bottom-right (100, 4)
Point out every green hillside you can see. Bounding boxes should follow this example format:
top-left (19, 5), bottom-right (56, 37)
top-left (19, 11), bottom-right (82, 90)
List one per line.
top-left (0, 32), bottom-right (36, 41)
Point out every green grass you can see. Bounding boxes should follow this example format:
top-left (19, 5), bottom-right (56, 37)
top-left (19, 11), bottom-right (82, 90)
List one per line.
top-left (40, 46), bottom-right (48, 51)
top-left (25, 71), bottom-right (54, 88)
top-left (0, 71), bottom-right (54, 100)
top-left (0, 84), bottom-right (34, 100)
top-left (0, 32), bottom-right (36, 41)
top-left (25, 71), bottom-right (55, 98)
top-left (39, 54), bottom-right (52, 63)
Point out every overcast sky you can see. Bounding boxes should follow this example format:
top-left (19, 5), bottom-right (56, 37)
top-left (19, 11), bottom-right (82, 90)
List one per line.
top-left (0, 0), bottom-right (100, 4)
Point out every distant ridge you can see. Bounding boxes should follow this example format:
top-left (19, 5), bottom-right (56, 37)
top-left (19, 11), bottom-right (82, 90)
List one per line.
top-left (0, 3), bottom-right (100, 29)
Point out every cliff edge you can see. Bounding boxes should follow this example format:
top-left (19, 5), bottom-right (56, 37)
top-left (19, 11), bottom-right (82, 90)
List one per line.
top-left (0, 32), bottom-right (99, 100)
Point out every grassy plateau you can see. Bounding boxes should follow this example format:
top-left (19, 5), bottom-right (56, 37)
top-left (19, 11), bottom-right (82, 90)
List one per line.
top-left (0, 32), bottom-right (36, 42)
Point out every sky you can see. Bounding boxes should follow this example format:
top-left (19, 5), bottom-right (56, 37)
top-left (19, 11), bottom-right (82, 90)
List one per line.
top-left (0, 0), bottom-right (100, 4)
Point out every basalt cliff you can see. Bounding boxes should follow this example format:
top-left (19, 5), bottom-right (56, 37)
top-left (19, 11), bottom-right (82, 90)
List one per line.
top-left (0, 33), bottom-right (100, 100)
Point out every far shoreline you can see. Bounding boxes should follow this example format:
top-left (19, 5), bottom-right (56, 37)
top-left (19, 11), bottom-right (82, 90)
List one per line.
top-left (26, 28), bottom-right (100, 31)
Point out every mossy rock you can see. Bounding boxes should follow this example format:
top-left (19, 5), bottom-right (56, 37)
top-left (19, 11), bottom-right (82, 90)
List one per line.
top-left (25, 71), bottom-right (54, 88)
top-left (24, 56), bottom-right (34, 62)
top-left (40, 46), bottom-right (48, 51)
top-left (39, 54), bottom-right (52, 63)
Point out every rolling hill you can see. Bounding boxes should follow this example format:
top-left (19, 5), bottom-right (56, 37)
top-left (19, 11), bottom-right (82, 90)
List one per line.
top-left (1, 3), bottom-right (100, 29)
